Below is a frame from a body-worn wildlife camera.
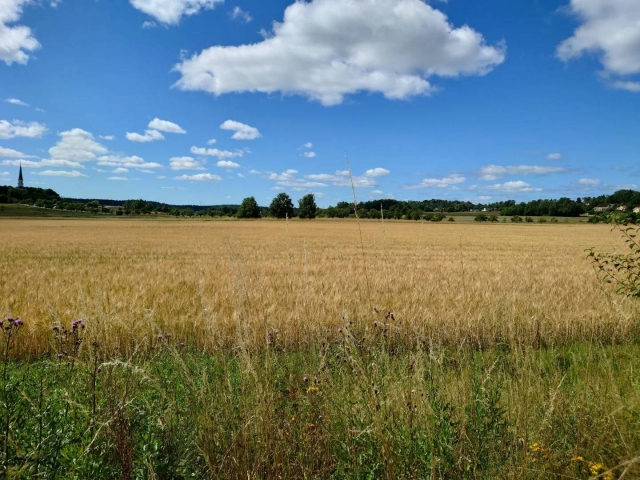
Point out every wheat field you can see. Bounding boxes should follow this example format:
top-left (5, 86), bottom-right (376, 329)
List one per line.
top-left (1, 218), bottom-right (636, 357)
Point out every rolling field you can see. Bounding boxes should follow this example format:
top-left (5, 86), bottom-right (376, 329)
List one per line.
top-left (1, 219), bottom-right (639, 478)
top-left (1, 219), bottom-right (636, 355)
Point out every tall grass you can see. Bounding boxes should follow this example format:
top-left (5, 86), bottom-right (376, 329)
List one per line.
top-left (1, 219), bottom-right (639, 477)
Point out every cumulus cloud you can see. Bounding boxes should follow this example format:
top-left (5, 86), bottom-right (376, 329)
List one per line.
top-left (97, 155), bottom-right (162, 169)
top-left (547, 153), bottom-right (562, 160)
top-left (175, 173), bottom-right (222, 181)
top-left (0, 0), bottom-right (41, 65)
top-left (190, 146), bottom-right (244, 159)
top-left (126, 129), bottom-right (164, 142)
top-left (170, 156), bottom-right (206, 170)
top-left (174, 0), bottom-right (505, 105)
top-left (148, 117), bottom-right (186, 134)
top-left (216, 160), bottom-right (240, 168)
top-left (303, 142), bottom-right (313, 149)
top-left (365, 167), bottom-right (390, 177)
top-left (612, 80), bottom-right (640, 92)
top-left (557, 0), bottom-right (640, 89)
top-left (302, 151), bottom-right (316, 158)
top-left (129, 0), bottom-right (223, 25)
top-left (112, 167), bottom-right (128, 174)
top-left (1, 159), bottom-right (41, 168)
top-left (4, 98), bottom-right (28, 107)
top-left (37, 170), bottom-right (87, 178)
top-left (578, 177), bottom-right (601, 186)
top-left (0, 146), bottom-right (34, 158)
top-left (207, 138), bottom-right (217, 145)
top-left (487, 180), bottom-right (541, 192)
top-left (99, 135), bottom-right (115, 141)
top-left (107, 176), bottom-right (128, 181)
top-left (49, 129), bottom-right (108, 163)
top-left (404, 174), bottom-right (465, 189)
top-left (40, 159), bottom-right (84, 168)
top-left (0, 119), bottom-right (47, 139)
top-left (303, 169), bottom-right (379, 188)
top-left (231, 6), bottom-right (252, 22)
top-left (478, 164), bottom-right (566, 181)
top-left (220, 120), bottom-right (261, 140)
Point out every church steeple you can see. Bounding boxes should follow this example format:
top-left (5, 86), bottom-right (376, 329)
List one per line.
top-left (18, 163), bottom-right (24, 188)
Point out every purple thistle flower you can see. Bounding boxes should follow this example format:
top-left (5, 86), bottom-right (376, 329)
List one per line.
top-left (165, 333), bottom-right (172, 338)
top-left (13, 318), bottom-right (23, 327)
top-left (303, 376), bottom-right (309, 383)
top-left (157, 334), bottom-right (164, 340)
top-left (179, 342), bottom-right (186, 347)
top-left (57, 353), bottom-right (64, 359)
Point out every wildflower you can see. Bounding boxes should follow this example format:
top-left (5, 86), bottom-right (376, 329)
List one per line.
top-left (71, 319), bottom-right (83, 331)
top-left (306, 386), bottom-right (319, 394)
top-left (179, 342), bottom-right (186, 347)
top-left (385, 311), bottom-right (395, 321)
top-left (13, 318), bottom-right (23, 327)
top-left (57, 353), bottom-right (64, 359)
top-left (303, 376), bottom-right (309, 383)
top-left (97, 367), bottom-right (102, 373)
top-left (571, 456), bottom-right (584, 462)
top-left (157, 334), bottom-right (164, 340)
top-left (165, 333), bottom-right (172, 339)
top-left (589, 462), bottom-right (613, 480)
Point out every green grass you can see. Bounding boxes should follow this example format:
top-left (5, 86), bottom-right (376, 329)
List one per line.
top-left (0, 204), bottom-right (103, 218)
top-left (1, 328), bottom-right (638, 478)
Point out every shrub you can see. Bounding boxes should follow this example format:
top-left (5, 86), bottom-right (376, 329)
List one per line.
top-left (525, 216), bottom-right (534, 223)
top-left (448, 217), bottom-right (455, 222)
top-left (511, 216), bottom-right (523, 223)
top-left (474, 214), bottom-right (488, 222)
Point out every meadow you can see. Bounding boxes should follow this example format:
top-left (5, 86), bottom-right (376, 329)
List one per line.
top-left (1, 218), bottom-right (639, 478)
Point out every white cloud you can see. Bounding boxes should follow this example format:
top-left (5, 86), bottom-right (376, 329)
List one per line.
top-left (99, 135), bottom-right (115, 141)
top-left (216, 160), bottom-right (240, 168)
top-left (174, 0), bottom-right (505, 106)
top-left (249, 169), bottom-right (260, 174)
top-left (0, 171), bottom-right (9, 176)
top-left (1, 159), bottom-right (41, 168)
top-left (0, 0), bottom-right (40, 65)
top-left (0, 119), bottom-right (47, 139)
top-left (4, 98), bottom-right (28, 107)
top-left (371, 189), bottom-right (383, 194)
top-left (112, 167), bottom-right (128, 174)
top-left (207, 138), bottom-right (217, 145)
top-left (148, 117), bottom-right (186, 134)
top-left (557, 0), bottom-right (640, 89)
top-left (365, 167), bottom-right (390, 177)
top-left (108, 176), bottom-right (128, 181)
top-left (547, 153), bottom-right (562, 160)
top-left (129, 0), bottom-right (223, 25)
top-left (487, 180), bottom-right (541, 192)
top-left (478, 164), bottom-right (566, 181)
top-left (175, 173), bottom-right (222, 181)
top-left (37, 170), bottom-right (87, 178)
top-left (126, 129), bottom-right (164, 142)
top-left (303, 142), bottom-right (313, 149)
top-left (49, 129), bottom-right (107, 163)
top-left (612, 80), bottom-right (640, 92)
top-left (170, 156), bottom-right (206, 170)
top-left (96, 155), bottom-right (162, 169)
top-left (578, 177), bottom-right (601, 186)
top-left (142, 20), bottom-right (156, 28)
top-left (302, 151), bottom-right (316, 158)
top-left (40, 159), bottom-right (84, 168)
top-left (302, 169), bottom-right (378, 188)
top-left (478, 195), bottom-right (492, 201)
top-left (237, 173), bottom-right (245, 178)
top-left (220, 120), bottom-right (261, 140)
top-left (404, 174), bottom-right (465, 189)
top-left (190, 146), bottom-right (244, 159)
top-left (0, 146), bottom-right (34, 158)
top-left (231, 6), bottom-right (252, 22)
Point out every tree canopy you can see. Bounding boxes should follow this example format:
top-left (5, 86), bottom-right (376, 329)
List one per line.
top-left (269, 193), bottom-right (294, 219)
top-left (237, 196), bottom-right (261, 219)
top-left (298, 194), bottom-right (317, 219)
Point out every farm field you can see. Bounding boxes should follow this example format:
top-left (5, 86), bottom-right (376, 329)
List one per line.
top-left (1, 219), bottom-right (639, 478)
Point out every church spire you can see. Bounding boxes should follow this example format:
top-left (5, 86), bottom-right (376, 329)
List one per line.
top-left (18, 163), bottom-right (24, 188)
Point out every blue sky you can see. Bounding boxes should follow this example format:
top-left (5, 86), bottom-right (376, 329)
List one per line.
top-left (1, 0), bottom-right (639, 207)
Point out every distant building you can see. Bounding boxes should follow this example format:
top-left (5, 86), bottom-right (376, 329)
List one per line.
top-left (17, 164), bottom-right (24, 188)
top-left (617, 205), bottom-right (627, 211)
top-left (633, 207), bottom-right (640, 213)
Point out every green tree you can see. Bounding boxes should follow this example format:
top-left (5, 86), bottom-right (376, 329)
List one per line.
top-left (269, 193), bottom-right (294, 219)
top-left (298, 194), bottom-right (318, 219)
top-left (237, 196), bottom-right (261, 219)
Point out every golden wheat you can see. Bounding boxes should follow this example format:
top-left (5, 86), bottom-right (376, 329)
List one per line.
top-left (0, 218), bottom-right (636, 357)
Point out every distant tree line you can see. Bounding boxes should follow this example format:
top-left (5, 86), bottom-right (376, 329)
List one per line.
top-left (6, 183), bottom-right (640, 221)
